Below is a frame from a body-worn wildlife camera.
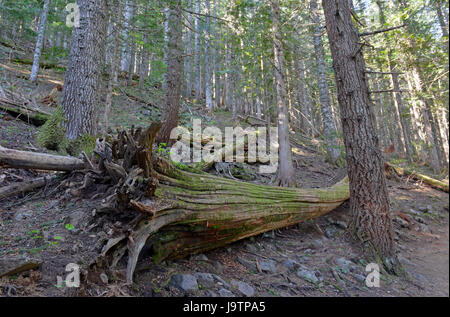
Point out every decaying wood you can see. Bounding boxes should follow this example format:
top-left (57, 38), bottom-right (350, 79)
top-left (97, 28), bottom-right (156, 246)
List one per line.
top-left (1, 124), bottom-right (351, 284)
top-left (0, 175), bottom-right (57, 200)
top-left (385, 162), bottom-right (449, 192)
top-left (0, 96), bottom-right (50, 125)
top-left (0, 146), bottom-right (85, 171)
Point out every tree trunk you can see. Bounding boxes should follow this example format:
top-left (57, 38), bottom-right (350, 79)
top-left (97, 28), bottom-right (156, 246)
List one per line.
top-left (156, 0), bottom-right (183, 145)
top-left (194, 0), bottom-right (201, 102)
top-left (323, 0), bottom-right (398, 272)
top-left (310, 0), bottom-right (340, 165)
top-left (121, 0), bottom-right (132, 72)
top-left (61, 0), bottom-right (108, 140)
top-left (184, 0), bottom-right (193, 98)
top-left (204, 0), bottom-right (213, 110)
top-left (30, 0), bottom-right (50, 83)
top-left (103, 0), bottom-right (121, 135)
top-left (213, 0), bottom-right (220, 109)
top-left (270, 0), bottom-right (294, 187)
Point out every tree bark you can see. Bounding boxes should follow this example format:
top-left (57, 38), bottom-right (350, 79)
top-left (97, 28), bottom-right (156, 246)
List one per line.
top-left (194, 0), bottom-right (201, 102)
top-left (323, 0), bottom-right (398, 272)
top-left (310, 0), bottom-right (340, 164)
top-left (156, 0), bottom-right (183, 145)
top-left (204, 0), bottom-right (213, 110)
top-left (102, 0), bottom-right (121, 135)
top-left (270, 0), bottom-right (294, 187)
top-left (61, 0), bottom-right (108, 140)
top-left (30, 0), bottom-right (50, 83)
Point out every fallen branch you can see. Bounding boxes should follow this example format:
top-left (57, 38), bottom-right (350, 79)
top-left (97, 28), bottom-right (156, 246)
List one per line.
top-left (0, 175), bottom-right (58, 200)
top-left (385, 162), bottom-right (449, 192)
top-left (0, 96), bottom-right (50, 125)
top-left (0, 146), bottom-right (86, 171)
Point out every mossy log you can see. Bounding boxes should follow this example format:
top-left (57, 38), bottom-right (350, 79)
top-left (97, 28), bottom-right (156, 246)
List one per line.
top-left (11, 58), bottom-right (66, 72)
top-left (385, 162), bottom-right (449, 192)
top-left (0, 96), bottom-right (50, 125)
top-left (0, 124), bottom-right (350, 284)
top-left (92, 123), bottom-right (350, 283)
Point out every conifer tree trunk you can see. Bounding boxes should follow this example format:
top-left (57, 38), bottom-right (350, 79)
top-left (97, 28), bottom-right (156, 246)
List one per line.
top-left (271, 0), bottom-right (294, 187)
top-left (156, 0), bottom-right (183, 145)
top-left (194, 0), bottom-right (201, 102)
top-left (30, 0), bottom-right (50, 83)
top-left (184, 0), bottom-right (193, 98)
top-left (323, 0), bottom-right (398, 272)
top-left (205, 0), bottom-right (213, 110)
top-left (310, 0), bottom-right (340, 164)
top-left (61, 0), bottom-right (108, 140)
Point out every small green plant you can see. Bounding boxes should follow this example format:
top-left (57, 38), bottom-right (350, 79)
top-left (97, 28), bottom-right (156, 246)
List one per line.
top-left (65, 223), bottom-right (75, 231)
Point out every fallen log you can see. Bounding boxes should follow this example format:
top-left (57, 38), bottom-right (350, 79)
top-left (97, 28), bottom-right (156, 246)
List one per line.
top-left (0, 96), bottom-right (51, 125)
top-left (11, 58), bottom-right (66, 72)
top-left (90, 123), bottom-right (350, 283)
top-left (0, 146), bottom-right (86, 171)
top-left (0, 175), bottom-right (57, 200)
top-left (385, 162), bottom-right (449, 192)
top-left (0, 124), bottom-right (350, 284)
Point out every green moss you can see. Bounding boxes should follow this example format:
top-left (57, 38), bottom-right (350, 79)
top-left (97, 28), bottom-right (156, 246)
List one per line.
top-left (67, 134), bottom-right (96, 157)
top-left (36, 106), bottom-right (68, 154)
top-left (36, 106), bottom-right (96, 156)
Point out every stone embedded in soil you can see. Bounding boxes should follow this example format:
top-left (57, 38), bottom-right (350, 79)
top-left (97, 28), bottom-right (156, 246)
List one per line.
top-left (259, 259), bottom-right (277, 273)
top-left (203, 290), bottom-right (218, 297)
top-left (237, 256), bottom-right (257, 272)
top-left (169, 274), bottom-right (199, 292)
top-left (218, 288), bottom-right (235, 297)
top-left (194, 273), bottom-right (215, 288)
top-left (192, 254), bottom-right (209, 262)
top-left (414, 216), bottom-right (426, 224)
top-left (395, 217), bottom-right (410, 228)
top-left (14, 209), bottom-right (33, 221)
top-left (65, 210), bottom-right (86, 229)
top-left (0, 257), bottom-right (42, 277)
top-left (282, 258), bottom-right (300, 271)
top-left (418, 223), bottom-right (431, 233)
top-left (212, 261), bottom-right (224, 274)
top-left (231, 279), bottom-right (255, 297)
top-left (297, 266), bottom-right (319, 284)
top-left (354, 274), bottom-right (366, 283)
top-left (336, 257), bottom-right (355, 274)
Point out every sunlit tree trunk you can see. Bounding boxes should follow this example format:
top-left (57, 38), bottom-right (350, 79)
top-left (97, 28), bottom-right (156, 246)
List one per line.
top-left (194, 0), bottom-right (201, 102)
top-left (156, 0), bottom-right (183, 145)
top-left (271, 0), bottom-right (294, 187)
top-left (30, 0), bottom-right (50, 83)
top-left (205, 0), bottom-right (213, 110)
top-left (62, 0), bottom-right (108, 140)
top-left (323, 0), bottom-right (398, 272)
top-left (310, 0), bottom-right (340, 164)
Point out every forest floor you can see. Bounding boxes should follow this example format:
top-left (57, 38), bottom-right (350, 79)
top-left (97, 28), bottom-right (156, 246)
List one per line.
top-left (0, 58), bottom-right (449, 297)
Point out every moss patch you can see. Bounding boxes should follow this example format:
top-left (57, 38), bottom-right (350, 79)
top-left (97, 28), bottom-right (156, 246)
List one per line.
top-left (36, 106), bottom-right (68, 153)
top-left (36, 106), bottom-right (96, 156)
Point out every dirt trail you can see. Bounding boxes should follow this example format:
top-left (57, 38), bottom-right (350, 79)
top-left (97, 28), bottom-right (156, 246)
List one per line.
top-left (401, 218), bottom-right (449, 296)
